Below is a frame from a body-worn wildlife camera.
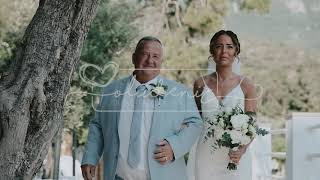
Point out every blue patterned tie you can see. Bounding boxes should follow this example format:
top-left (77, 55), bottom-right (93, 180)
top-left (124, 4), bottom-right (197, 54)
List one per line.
top-left (127, 85), bottom-right (147, 168)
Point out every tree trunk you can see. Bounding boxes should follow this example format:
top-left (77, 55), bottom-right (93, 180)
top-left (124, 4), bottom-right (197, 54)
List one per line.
top-left (0, 0), bottom-right (100, 179)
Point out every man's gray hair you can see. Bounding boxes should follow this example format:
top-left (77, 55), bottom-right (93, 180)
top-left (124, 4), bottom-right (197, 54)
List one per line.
top-left (135, 36), bottom-right (162, 52)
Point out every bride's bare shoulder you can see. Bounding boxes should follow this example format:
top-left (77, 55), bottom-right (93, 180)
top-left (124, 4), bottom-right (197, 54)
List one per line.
top-left (194, 77), bottom-right (204, 88)
top-left (194, 74), bottom-right (216, 88)
top-left (194, 75), bottom-right (210, 95)
top-left (240, 76), bottom-right (256, 98)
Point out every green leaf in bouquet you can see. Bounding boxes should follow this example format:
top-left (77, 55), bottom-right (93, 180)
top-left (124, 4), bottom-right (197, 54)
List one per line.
top-left (207, 129), bottom-right (214, 138)
top-left (229, 105), bottom-right (243, 115)
top-left (256, 127), bottom-right (269, 136)
top-left (230, 143), bottom-right (240, 149)
top-left (227, 162), bottom-right (237, 170)
top-left (246, 131), bottom-right (254, 137)
top-left (246, 111), bottom-right (257, 124)
top-left (210, 143), bottom-right (219, 152)
top-left (245, 111), bottom-right (257, 116)
top-left (216, 133), bottom-right (233, 147)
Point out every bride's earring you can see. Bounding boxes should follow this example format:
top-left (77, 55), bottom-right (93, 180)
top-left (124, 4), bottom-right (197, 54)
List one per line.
top-left (233, 56), bottom-right (240, 64)
top-left (232, 56), bottom-right (241, 74)
top-left (236, 56), bottom-right (240, 63)
top-left (208, 55), bottom-right (214, 62)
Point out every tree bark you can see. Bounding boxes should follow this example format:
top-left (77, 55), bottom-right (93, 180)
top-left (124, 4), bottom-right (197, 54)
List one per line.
top-left (0, 0), bottom-right (100, 179)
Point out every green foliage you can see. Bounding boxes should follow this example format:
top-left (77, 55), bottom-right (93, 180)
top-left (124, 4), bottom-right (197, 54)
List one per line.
top-left (0, 31), bottom-right (23, 71)
top-left (240, 41), bottom-right (320, 157)
top-left (256, 127), bottom-right (269, 136)
top-left (183, 0), bottom-right (227, 36)
top-left (227, 162), bottom-right (237, 170)
top-left (0, 39), bottom-right (12, 76)
top-left (159, 30), bottom-right (208, 87)
top-left (64, 86), bottom-right (91, 129)
top-left (241, 40), bottom-right (320, 119)
top-left (1, 0), bottom-right (138, 144)
top-left (272, 134), bottom-right (286, 164)
top-left (77, 0), bottom-right (138, 88)
top-left (0, 0), bottom-right (37, 35)
top-left (78, 128), bottom-right (89, 145)
top-left (81, 1), bottom-right (138, 66)
top-left (217, 133), bottom-right (233, 147)
top-left (240, 0), bottom-right (271, 14)
top-left (71, 0), bottom-right (138, 144)
top-left (0, 0), bottom-right (36, 77)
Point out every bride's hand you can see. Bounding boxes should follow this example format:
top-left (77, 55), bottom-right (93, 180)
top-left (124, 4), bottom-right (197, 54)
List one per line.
top-left (228, 145), bottom-right (247, 164)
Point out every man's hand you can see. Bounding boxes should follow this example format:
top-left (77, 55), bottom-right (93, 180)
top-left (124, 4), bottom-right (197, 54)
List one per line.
top-left (153, 139), bottom-right (174, 165)
top-left (81, 164), bottom-right (96, 180)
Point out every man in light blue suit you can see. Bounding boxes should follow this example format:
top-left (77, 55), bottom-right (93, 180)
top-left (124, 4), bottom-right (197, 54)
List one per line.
top-left (81, 36), bottom-right (203, 180)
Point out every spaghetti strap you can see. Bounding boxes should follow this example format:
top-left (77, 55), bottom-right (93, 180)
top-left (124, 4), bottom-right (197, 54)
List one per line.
top-left (239, 76), bottom-right (246, 86)
top-left (201, 76), bottom-right (209, 88)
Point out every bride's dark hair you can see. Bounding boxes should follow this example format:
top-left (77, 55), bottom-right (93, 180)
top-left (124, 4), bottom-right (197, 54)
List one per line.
top-left (209, 30), bottom-right (240, 56)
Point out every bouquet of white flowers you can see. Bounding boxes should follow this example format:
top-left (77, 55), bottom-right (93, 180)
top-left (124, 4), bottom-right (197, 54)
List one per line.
top-left (204, 105), bottom-right (268, 170)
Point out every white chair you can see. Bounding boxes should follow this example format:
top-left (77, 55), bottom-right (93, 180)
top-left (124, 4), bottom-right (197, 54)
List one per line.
top-left (286, 112), bottom-right (320, 180)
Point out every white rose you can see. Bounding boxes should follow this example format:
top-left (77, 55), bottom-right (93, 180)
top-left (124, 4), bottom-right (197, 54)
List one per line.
top-left (218, 120), bottom-right (225, 128)
top-left (229, 130), bottom-right (243, 144)
top-left (240, 135), bottom-right (251, 145)
top-left (248, 125), bottom-right (256, 133)
top-left (224, 106), bottom-right (233, 113)
top-left (232, 147), bottom-right (239, 151)
top-left (223, 113), bottom-right (230, 119)
top-left (214, 128), bottom-right (225, 140)
top-left (241, 123), bottom-right (249, 133)
top-left (230, 114), bottom-right (250, 130)
top-left (205, 114), bottom-right (217, 124)
top-left (210, 117), bottom-right (220, 125)
top-left (252, 115), bottom-right (257, 122)
top-left (249, 125), bottom-right (257, 137)
top-left (241, 128), bottom-right (248, 134)
top-left (241, 123), bottom-right (249, 130)
top-left (152, 86), bottom-right (165, 96)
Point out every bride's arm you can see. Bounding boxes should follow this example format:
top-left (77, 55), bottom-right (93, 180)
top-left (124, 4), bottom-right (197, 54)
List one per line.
top-left (229, 77), bottom-right (257, 164)
top-left (243, 77), bottom-right (258, 150)
top-left (242, 77), bottom-right (257, 113)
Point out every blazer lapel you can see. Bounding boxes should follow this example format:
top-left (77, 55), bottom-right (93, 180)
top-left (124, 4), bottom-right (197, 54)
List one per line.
top-left (115, 76), bottom-right (131, 125)
top-left (150, 76), bottom-right (168, 132)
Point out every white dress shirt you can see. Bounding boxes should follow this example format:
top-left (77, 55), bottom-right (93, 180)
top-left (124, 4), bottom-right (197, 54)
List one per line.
top-left (116, 75), bottom-right (157, 180)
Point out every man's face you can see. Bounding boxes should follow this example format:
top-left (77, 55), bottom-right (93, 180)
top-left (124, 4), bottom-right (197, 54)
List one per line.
top-left (132, 40), bottom-right (163, 78)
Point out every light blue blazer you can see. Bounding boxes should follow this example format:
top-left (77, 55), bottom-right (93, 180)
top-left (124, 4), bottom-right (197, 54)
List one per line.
top-left (82, 76), bottom-right (203, 180)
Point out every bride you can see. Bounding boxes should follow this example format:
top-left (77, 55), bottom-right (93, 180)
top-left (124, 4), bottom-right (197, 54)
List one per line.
top-left (187, 30), bottom-right (257, 180)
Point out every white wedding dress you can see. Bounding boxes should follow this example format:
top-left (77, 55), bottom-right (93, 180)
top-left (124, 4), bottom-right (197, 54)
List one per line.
top-left (187, 77), bottom-right (253, 180)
